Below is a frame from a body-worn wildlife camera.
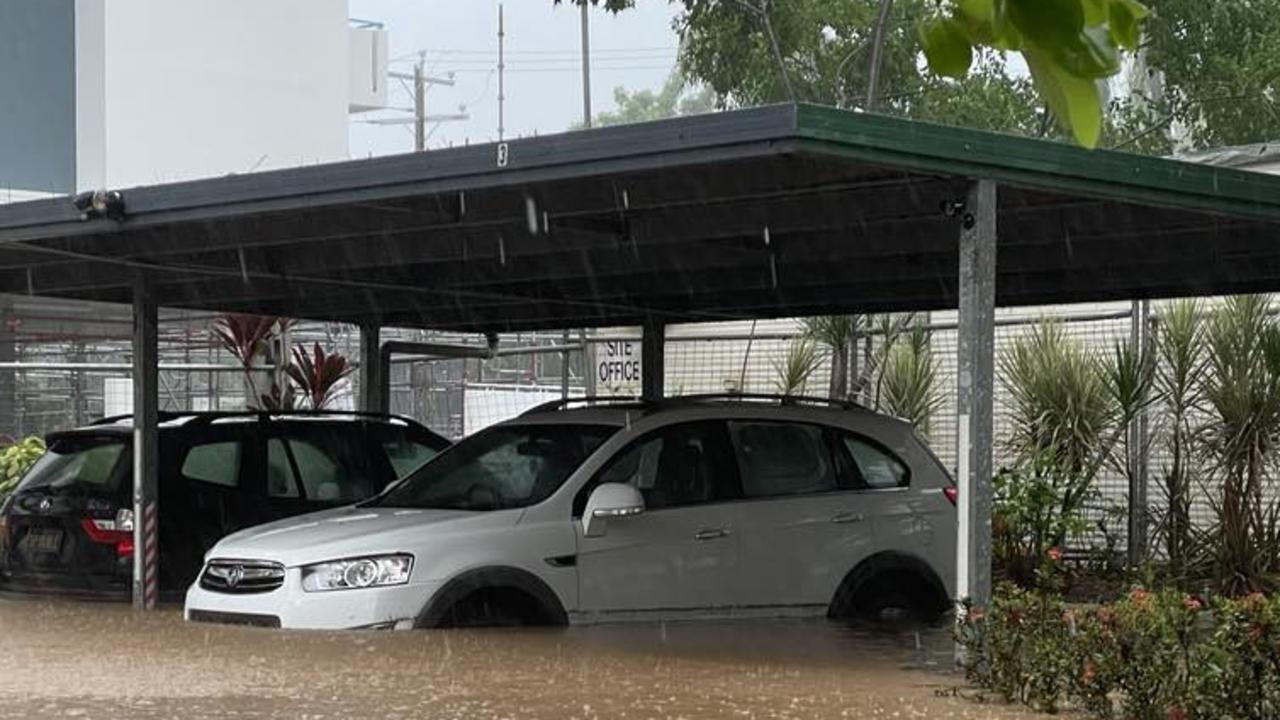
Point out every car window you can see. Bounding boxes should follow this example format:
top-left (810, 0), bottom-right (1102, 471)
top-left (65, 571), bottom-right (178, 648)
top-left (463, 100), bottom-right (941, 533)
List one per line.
top-left (380, 435), bottom-right (443, 479)
top-left (581, 421), bottom-right (738, 513)
top-left (839, 433), bottom-right (910, 490)
top-left (180, 441), bottom-right (241, 488)
top-left (371, 424), bottom-right (616, 511)
top-left (268, 426), bottom-right (382, 503)
top-left (266, 439), bottom-right (299, 498)
top-left (290, 438), bottom-right (368, 502)
top-left (729, 421), bottom-right (837, 498)
top-left (18, 437), bottom-right (128, 493)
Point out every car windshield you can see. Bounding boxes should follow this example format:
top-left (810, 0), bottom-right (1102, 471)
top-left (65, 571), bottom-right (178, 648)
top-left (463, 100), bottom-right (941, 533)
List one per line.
top-left (367, 424), bottom-right (617, 511)
top-left (16, 435), bottom-right (128, 495)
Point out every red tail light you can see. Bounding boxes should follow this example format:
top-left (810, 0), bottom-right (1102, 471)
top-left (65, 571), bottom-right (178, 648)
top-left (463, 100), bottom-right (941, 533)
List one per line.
top-left (80, 518), bottom-right (133, 557)
top-left (943, 486), bottom-right (958, 506)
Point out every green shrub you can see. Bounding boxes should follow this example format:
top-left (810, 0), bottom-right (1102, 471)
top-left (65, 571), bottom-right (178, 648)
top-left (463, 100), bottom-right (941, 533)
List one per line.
top-left (961, 585), bottom-right (1280, 719)
top-left (0, 436), bottom-right (44, 497)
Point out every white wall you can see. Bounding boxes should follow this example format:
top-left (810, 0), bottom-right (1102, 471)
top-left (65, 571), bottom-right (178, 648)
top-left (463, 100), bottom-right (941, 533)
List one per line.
top-left (83, 0), bottom-right (350, 190)
top-left (347, 27), bottom-right (388, 113)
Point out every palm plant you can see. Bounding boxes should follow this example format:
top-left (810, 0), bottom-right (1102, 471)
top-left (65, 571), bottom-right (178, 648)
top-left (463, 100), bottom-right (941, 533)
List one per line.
top-left (1151, 299), bottom-right (1206, 580)
top-left (287, 342), bottom-right (356, 409)
top-left (998, 320), bottom-right (1154, 555)
top-left (862, 314), bottom-right (919, 407)
top-left (878, 323), bottom-right (945, 435)
top-left (800, 315), bottom-right (857, 399)
top-left (1000, 321), bottom-right (1113, 480)
top-left (772, 339), bottom-right (823, 397)
top-left (1199, 294), bottom-right (1280, 594)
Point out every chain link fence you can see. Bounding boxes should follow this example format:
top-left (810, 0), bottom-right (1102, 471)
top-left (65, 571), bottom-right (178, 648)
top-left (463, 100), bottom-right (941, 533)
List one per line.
top-left (0, 296), bottom-right (1234, 558)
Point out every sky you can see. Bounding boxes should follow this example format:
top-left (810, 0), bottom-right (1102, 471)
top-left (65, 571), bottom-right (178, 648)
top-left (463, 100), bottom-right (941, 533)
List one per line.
top-left (347, 1), bottom-right (683, 157)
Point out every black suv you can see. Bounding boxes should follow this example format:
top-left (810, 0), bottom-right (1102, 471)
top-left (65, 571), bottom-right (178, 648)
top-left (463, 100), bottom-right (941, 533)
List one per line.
top-left (0, 411), bottom-right (449, 598)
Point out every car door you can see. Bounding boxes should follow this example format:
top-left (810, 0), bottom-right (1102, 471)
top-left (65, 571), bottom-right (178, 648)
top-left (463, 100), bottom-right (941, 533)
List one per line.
top-left (574, 420), bottom-right (742, 615)
top-left (177, 423), bottom-right (267, 542)
top-left (830, 429), bottom-right (919, 556)
top-left (728, 420), bottom-right (871, 610)
top-left (263, 423), bottom-right (382, 518)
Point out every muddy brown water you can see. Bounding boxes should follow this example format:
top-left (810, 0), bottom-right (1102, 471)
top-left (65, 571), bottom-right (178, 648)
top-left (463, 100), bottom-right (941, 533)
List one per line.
top-left (0, 597), bottom-right (1051, 719)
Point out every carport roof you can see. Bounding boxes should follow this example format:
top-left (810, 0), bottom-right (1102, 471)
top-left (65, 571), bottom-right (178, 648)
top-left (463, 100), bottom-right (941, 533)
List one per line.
top-left (1, 103), bottom-right (1279, 332)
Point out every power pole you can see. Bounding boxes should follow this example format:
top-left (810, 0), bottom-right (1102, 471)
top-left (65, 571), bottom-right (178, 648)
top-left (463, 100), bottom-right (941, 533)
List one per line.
top-left (580, 1), bottom-right (592, 127)
top-left (379, 62), bottom-right (465, 152)
top-left (498, 4), bottom-right (506, 140)
top-left (413, 54), bottom-right (426, 152)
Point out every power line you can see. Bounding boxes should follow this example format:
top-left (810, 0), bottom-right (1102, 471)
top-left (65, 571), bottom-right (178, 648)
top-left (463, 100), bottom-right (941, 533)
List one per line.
top-left (449, 65), bottom-right (672, 74)
top-left (403, 55), bottom-right (673, 66)
top-left (398, 46), bottom-right (676, 58)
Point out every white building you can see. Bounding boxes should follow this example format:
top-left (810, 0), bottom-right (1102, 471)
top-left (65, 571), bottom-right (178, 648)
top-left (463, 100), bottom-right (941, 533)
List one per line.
top-left (0, 0), bottom-right (386, 196)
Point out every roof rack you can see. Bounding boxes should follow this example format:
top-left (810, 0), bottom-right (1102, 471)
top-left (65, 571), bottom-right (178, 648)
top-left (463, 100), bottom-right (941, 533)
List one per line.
top-left (88, 409), bottom-right (420, 427)
top-left (658, 393), bottom-right (867, 411)
top-left (520, 396), bottom-right (653, 416)
top-left (90, 411), bottom-right (188, 426)
top-left (521, 393), bottom-right (866, 416)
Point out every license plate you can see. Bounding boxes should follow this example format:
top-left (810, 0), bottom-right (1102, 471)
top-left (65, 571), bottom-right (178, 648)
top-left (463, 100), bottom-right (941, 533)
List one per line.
top-left (24, 528), bottom-right (63, 554)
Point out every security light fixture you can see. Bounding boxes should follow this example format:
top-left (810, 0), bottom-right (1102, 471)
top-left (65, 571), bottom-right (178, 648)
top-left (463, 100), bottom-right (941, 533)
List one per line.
top-left (72, 190), bottom-right (126, 222)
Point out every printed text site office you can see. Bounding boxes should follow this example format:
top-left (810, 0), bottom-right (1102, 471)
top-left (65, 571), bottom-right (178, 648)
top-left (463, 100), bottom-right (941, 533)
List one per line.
top-left (0, 103), bottom-right (1278, 610)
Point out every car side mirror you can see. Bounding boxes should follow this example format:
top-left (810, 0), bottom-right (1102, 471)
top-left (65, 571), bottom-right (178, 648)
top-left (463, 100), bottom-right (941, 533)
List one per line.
top-left (582, 483), bottom-right (645, 538)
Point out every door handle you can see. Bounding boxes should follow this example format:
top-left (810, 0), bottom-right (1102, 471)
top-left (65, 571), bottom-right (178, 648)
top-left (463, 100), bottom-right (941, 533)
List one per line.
top-left (694, 528), bottom-right (730, 541)
top-left (831, 511), bottom-right (866, 524)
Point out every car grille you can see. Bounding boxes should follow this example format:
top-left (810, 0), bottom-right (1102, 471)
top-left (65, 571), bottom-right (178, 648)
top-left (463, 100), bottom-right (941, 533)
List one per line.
top-left (188, 609), bottom-right (281, 628)
top-left (199, 559), bottom-right (286, 594)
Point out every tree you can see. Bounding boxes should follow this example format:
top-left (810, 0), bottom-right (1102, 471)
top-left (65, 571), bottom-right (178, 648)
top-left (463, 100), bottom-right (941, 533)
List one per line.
top-left (576, 72), bottom-right (716, 129)
top-left (1120, 0), bottom-right (1280, 152)
top-left (559, 0), bottom-right (1064, 140)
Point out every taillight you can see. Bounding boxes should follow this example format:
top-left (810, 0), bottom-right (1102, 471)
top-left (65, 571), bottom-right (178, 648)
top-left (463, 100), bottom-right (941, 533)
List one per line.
top-left (80, 517), bottom-right (134, 557)
top-left (943, 486), bottom-right (958, 506)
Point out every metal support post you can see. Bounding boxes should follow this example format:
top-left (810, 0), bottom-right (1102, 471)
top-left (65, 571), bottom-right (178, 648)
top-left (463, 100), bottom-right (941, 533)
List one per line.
top-left (955, 179), bottom-right (997, 611)
top-left (581, 329), bottom-right (596, 398)
top-left (1127, 298), bottom-right (1152, 567)
top-left (131, 279), bottom-right (159, 610)
top-left (0, 298), bottom-right (15, 438)
top-left (560, 330), bottom-right (571, 400)
top-left (641, 317), bottom-right (665, 402)
top-left (359, 323), bottom-right (384, 413)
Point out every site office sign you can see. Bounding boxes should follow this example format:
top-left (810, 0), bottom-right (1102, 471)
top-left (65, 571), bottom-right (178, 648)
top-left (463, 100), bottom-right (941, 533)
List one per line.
top-left (595, 340), bottom-right (642, 395)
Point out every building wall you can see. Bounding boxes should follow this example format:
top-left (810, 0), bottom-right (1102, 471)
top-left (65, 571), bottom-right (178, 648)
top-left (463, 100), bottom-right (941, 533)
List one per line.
top-left (0, 1), bottom-right (77, 194)
top-left (86, 0), bottom-right (350, 190)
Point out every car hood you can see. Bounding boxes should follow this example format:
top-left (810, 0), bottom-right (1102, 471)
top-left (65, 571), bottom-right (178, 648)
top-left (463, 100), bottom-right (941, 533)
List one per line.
top-left (209, 505), bottom-right (519, 567)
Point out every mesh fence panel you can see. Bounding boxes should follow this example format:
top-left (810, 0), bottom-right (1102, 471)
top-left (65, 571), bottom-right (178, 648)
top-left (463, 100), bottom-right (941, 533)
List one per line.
top-left (10, 297), bottom-right (1271, 559)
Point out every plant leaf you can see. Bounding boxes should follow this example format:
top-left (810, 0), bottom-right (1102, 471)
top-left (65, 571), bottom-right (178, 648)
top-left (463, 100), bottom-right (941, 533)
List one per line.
top-left (1007, 0), bottom-right (1085, 52)
top-left (1025, 48), bottom-right (1103, 148)
top-left (919, 16), bottom-right (974, 79)
top-left (1081, 0), bottom-right (1108, 26)
top-left (1108, 0), bottom-right (1148, 50)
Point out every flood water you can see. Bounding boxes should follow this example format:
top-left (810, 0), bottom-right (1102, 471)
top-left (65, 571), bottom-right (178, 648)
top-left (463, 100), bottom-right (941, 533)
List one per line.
top-left (0, 597), bottom-right (1047, 719)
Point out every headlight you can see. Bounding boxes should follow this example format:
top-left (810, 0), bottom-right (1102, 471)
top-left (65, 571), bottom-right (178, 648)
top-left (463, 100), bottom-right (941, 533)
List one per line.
top-left (301, 554), bottom-right (413, 592)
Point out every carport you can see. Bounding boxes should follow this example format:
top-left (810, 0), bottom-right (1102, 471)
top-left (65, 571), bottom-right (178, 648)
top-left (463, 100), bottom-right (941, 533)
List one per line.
top-left (1, 103), bottom-right (1278, 610)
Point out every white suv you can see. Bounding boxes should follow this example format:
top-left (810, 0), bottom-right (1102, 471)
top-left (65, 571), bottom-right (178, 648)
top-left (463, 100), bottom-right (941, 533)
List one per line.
top-left (184, 396), bottom-right (957, 630)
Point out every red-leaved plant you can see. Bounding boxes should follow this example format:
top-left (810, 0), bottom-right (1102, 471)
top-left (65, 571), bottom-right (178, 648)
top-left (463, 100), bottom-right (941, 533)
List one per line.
top-left (213, 314), bottom-right (284, 407)
top-left (286, 342), bottom-right (354, 410)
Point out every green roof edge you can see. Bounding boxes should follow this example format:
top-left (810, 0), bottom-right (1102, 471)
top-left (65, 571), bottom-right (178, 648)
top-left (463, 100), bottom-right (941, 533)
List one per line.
top-left (794, 103), bottom-right (1280, 223)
